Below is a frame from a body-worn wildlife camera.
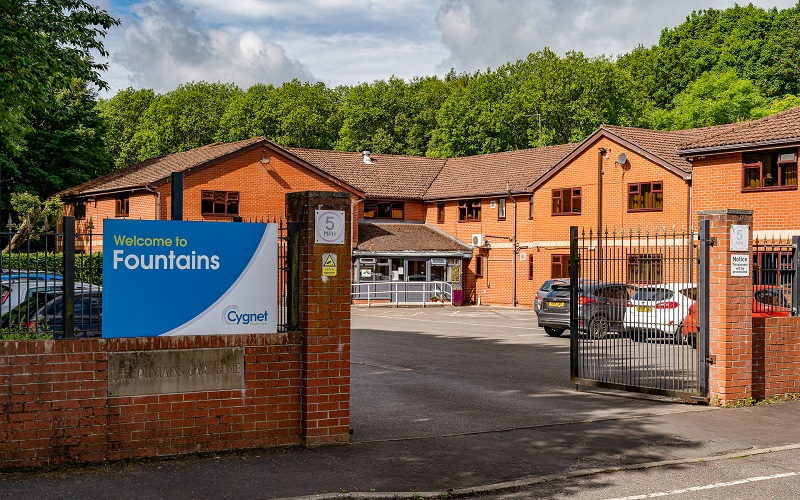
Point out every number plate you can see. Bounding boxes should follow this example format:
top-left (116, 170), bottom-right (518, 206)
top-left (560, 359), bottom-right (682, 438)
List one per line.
top-left (636, 305), bottom-right (653, 313)
top-left (549, 301), bottom-right (565, 308)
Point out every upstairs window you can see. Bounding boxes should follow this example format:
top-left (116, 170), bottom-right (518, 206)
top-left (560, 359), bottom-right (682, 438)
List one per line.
top-left (364, 201), bottom-right (404, 219)
top-left (529, 195), bottom-right (534, 219)
top-left (458, 199), bottom-right (481, 221)
top-left (202, 191), bottom-right (239, 216)
top-left (115, 195), bottom-right (129, 217)
top-left (628, 182), bottom-right (663, 211)
top-left (743, 150), bottom-right (798, 190)
top-left (628, 254), bottom-right (662, 284)
top-left (552, 188), bottom-right (581, 215)
top-left (437, 202), bottom-right (445, 223)
top-left (497, 198), bottom-right (506, 220)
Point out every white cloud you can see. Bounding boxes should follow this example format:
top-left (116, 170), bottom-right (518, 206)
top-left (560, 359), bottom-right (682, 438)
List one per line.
top-left (435, 0), bottom-right (800, 73)
top-left (112, 0), bottom-right (316, 93)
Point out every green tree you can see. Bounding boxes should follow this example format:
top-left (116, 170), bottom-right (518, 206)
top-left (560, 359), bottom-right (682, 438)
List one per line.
top-left (3, 192), bottom-right (64, 252)
top-left (0, 0), bottom-right (118, 149)
top-left (1, 78), bottom-right (113, 201)
top-left (217, 80), bottom-right (341, 149)
top-left (97, 88), bottom-right (156, 168)
top-left (649, 70), bottom-right (768, 130)
top-left (127, 82), bottom-right (241, 161)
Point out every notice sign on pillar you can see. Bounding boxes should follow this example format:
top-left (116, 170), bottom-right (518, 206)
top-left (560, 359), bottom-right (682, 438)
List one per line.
top-left (314, 210), bottom-right (345, 245)
top-left (731, 254), bottom-right (750, 277)
top-left (322, 253), bottom-right (337, 277)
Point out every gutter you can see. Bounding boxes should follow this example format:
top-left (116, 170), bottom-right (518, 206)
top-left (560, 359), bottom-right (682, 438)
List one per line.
top-left (678, 137), bottom-right (800, 156)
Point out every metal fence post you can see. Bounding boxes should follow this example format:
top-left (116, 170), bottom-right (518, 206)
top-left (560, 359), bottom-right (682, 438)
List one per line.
top-left (793, 236), bottom-right (800, 316)
top-left (699, 219), bottom-right (711, 398)
top-left (569, 226), bottom-right (579, 382)
top-left (62, 216), bottom-right (75, 338)
top-left (287, 221), bottom-right (300, 331)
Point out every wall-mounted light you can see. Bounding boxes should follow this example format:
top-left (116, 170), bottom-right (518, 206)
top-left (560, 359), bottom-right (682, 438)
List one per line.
top-left (260, 149), bottom-right (271, 165)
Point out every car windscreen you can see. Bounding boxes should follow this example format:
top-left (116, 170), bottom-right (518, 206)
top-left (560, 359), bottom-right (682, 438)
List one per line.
top-left (633, 287), bottom-right (673, 301)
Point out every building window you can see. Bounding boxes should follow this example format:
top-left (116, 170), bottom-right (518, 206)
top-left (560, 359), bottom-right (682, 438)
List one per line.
top-left (628, 182), bottom-right (663, 211)
top-left (437, 202), bottom-right (445, 223)
top-left (74, 201), bottom-right (86, 220)
top-left (202, 191), bottom-right (239, 216)
top-left (528, 256), bottom-right (534, 280)
top-left (529, 195), bottom-right (534, 219)
top-left (497, 197), bottom-right (506, 220)
top-left (628, 254), bottom-right (662, 283)
top-left (743, 150), bottom-right (798, 190)
top-left (551, 254), bottom-right (569, 278)
top-left (458, 199), bottom-right (481, 221)
top-left (364, 201), bottom-right (404, 219)
top-left (475, 255), bottom-right (484, 277)
top-left (552, 188), bottom-right (581, 215)
top-left (115, 195), bottom-right (129, 217)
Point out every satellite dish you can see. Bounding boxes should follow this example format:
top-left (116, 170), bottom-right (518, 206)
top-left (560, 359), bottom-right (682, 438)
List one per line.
top-left (617, 153), bottom-right (627, 165)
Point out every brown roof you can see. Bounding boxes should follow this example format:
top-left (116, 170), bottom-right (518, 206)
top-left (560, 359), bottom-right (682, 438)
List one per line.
top-left (678, 105), bottom-right (800, 153)
top-left (288, 148), bottom-right (445, 199)
top-left (356, 222), bottom-right (471, 253)
top-left (601, 123), bottom-right (741, 173)
top-left (424, 144), bottom-right (578, 200)
top-left (60, 137), bottom-right (266, 197)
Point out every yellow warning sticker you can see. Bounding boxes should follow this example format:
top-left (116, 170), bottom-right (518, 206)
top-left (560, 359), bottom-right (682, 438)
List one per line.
top-left (322, 253), bottom-right (337, 277)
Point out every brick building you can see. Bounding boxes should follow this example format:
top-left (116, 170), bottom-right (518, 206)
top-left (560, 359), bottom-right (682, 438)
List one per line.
top-left (61, 106), bottom-right (800, 307)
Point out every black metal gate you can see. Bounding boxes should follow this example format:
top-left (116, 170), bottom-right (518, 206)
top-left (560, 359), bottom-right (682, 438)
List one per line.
top-left (569, 224), bottom-right (710, 401)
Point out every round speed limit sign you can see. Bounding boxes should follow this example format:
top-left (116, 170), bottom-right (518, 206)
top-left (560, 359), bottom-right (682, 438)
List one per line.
top-left (314, 210), bottom-right (345, 245)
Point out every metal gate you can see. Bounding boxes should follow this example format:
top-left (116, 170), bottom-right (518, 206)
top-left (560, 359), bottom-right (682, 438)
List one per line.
top-left (569, 224), bottom-right (710, 401)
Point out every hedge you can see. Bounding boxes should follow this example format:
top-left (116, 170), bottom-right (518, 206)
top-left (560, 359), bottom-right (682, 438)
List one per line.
top-left (2, 252), bottom-right (103, 285)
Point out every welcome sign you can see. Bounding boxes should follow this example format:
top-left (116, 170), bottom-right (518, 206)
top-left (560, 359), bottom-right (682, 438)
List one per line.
top-left (103, 219), bottom-right (278, 337)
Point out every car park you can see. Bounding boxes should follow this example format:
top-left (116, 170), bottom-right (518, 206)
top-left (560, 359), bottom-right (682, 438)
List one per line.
top-left (32, 289), bottom-right (102, 338)
top-left (0, 278), bottom-right (68, 314)
top-left (2, 284), bottom-right (100, 336)
top-left (624, 283), bottom-right (697, 343)
top-left (537, 281), bottom-right (632, 338)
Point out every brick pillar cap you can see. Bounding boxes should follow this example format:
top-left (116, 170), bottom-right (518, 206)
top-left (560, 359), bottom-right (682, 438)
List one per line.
top-left (698, 209), bottom-right (754, 217)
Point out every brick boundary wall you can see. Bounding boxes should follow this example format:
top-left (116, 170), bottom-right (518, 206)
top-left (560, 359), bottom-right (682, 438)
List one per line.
top-left (0, 334), bottom-right (302, 469)
top-left (752, 317), bottom-right (800, 400)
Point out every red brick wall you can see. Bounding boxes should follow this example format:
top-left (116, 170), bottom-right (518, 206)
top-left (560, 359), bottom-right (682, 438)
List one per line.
top-left (0, 334), bottom-right (303, 468)
top-left (691, 150), bottom-right (800, 231)
top-left (752, 317), bottom-right (800, 399)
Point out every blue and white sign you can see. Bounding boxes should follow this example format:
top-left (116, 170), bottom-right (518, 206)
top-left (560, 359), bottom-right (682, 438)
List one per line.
top-left (103, 220), bottom-right (278, 337)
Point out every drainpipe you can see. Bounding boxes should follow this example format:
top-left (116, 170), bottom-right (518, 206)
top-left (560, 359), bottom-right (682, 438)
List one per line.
top-left (597, 147), bottom-right (606, 281)
top-left (144, 185), bottom-right (161, 220)
top-left (508, 181), bottom-right (518, 307)
top-left (351, 198), bottom-right (364, 280)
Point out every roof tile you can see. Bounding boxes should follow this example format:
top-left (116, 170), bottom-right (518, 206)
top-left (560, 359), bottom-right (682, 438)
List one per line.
top-left (356, 222), bottom-right (471, 253)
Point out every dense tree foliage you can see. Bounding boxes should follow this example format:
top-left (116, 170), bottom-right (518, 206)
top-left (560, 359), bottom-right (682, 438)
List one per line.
top-left (97, 88), bottom-right (156, 168)
top-left (0, 0), bottom-right (118, 149)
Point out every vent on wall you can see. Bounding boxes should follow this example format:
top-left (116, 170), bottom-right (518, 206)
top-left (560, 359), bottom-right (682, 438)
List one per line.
top-left (471, 234), bottom-right (485, 247)
top-left (519, 252), bottom-right (527, 261)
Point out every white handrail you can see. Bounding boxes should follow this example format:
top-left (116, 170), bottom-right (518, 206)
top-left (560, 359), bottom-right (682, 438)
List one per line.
top-left (351, 281), bottom-right (454, 307)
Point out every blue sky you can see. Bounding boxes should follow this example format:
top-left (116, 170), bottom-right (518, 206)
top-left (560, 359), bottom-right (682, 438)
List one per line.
top-left (93, 0), bottom-right (799, 97)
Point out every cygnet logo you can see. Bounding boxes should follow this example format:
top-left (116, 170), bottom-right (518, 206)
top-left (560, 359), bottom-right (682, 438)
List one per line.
top-left (223, 305), bottom-right (269, 325)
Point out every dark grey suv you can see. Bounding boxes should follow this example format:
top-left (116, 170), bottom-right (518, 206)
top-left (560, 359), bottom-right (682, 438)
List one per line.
top-left (537, 281), bottom-right (633, 338)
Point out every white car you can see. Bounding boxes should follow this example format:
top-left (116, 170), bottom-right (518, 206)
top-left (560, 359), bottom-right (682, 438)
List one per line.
top-left (624, 283), bottom-right (697, 342)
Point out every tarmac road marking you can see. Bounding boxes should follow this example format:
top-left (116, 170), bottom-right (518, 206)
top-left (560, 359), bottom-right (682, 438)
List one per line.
top-left (607, 471), bottom-right (799, 499)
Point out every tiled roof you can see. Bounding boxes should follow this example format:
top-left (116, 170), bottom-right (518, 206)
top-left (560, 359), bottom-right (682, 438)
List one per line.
top-left (424, 144), bottom-right (578, 200)
top-left (356, 222), bottom-right (471, 253)
top-left (678, 105), bottom-right (800, 152)
top-left (288, 148), bottom-right (446, 199)
top-left (60, 137), bottom-right (266, 197)
top-left (601, 123), bottom-right (741, 173)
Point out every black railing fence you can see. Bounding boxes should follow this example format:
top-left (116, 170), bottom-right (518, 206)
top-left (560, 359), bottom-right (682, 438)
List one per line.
top-left (0, 216), bottom-right (297, 339)
top-left (752, 235), bottom-right (799, 316)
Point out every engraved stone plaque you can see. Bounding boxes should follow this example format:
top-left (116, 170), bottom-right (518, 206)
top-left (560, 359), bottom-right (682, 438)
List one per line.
top-left (108, 348), bottom-right (245, 397)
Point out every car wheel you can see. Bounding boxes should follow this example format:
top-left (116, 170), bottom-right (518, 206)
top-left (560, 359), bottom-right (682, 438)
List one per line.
top-left (544, 326), bottom-right (564, 337)
top-left (589, 316), bottom-right (609, 340)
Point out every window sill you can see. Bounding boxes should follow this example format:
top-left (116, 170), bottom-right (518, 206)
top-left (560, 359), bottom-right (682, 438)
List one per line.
top-left (741, 185), bottom-right (798, 193)
top-left (551, 212), bottom-right (581, 216)
top-left (627, 208), bottom-right (664, 213)
top-left (458, 219), bottom-right (482, 223)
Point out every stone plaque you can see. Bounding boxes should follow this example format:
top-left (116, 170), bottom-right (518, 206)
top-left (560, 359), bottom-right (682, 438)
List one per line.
top-left (108, 348), bottom-right (245, 397)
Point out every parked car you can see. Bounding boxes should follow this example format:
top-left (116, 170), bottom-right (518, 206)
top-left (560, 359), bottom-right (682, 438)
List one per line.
top-left (534, 279), bottom-right (567, 314)
top-left (31, 289), bottom-right (102, 338)
top-left (624, 283), bottom-right (697, 343)
top-left (681, 284), bottom-right (791, 348)
top-left (537, 281), bottom-right (633, 338)
top-left (0, 278), bottom-right (68, 314)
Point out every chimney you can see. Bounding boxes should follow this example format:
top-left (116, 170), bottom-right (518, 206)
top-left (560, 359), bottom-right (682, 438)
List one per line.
top-left (362, 150), bottom-right (375, 164)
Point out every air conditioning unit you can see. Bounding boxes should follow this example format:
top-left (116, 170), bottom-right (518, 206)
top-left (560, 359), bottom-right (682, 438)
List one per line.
top-left (471, 234), bottom-right (486, 247)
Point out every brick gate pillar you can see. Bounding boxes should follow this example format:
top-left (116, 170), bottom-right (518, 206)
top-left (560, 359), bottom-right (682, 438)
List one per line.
top-left (699, 209), bottom-right (754, 405)
top-left (287, 191), bottom-right (352, 446)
